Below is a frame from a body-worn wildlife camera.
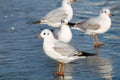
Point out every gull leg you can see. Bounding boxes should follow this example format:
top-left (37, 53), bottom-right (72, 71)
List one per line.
top-left (94, 34), bottom-right (105, 47)
top-left (95, 34), bottom-right (99, 42)
top-left (91, 35), bottom-right (96, 42)
top-left (61, 62), bottom-right (65, 79)
top-left (54, 62), bottom-right (61, 76)
top-left (54, 62), bottom-right (64, 79)
top-left (58, 62), bottom-right (61, 72)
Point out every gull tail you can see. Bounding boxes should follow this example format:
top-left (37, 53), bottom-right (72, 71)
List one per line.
top-left (68, 22), bottom-right (84, 28)
top-left (81, 51), bottom-right (96, 57)
top-left (74, 51), bottom-right (96, 57)
top-left (27, 20), bottom-right (41, 24)
top-left (68, 22), bottom-right (76, 27)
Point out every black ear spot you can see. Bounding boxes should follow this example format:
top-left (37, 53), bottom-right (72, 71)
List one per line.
top-left (61, 20), bottom-right (65, 24)
top-left (62, 20), bottom-right (65, 23)
top-left (50, 29), bottom-right (54, 32)
top-left (43, 33), bottom-right (46, 35)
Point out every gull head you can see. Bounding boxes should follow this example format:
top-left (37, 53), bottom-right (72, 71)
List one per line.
top-left (61, 18), bottom-right (68, 25)
top-left (36, 29), bottom-right (54, 39)
top-left (100, 7), bottom-right (114, 17)
top-left (62, 0), bottom-right (76, 6)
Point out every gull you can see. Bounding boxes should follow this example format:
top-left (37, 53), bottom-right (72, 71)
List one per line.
top-left (28, 0), bottom-right (76, 28)
top-left (36, 29), bottom-right (95, 78)
top-left (52, 18), bottom-right (72, 43)
top-left (69, 7), bottom-right (113, 47)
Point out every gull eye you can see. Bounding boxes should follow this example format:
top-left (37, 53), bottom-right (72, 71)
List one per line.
top-left (47, 33), bottom-right (49, 35)
top-left (43, 33), bottom-right (46, 35)
top-left (67, 2), bottom-right (70, 5)
top-left (101, 11), bottom-right (103, 13)
top-left (104, 11), bottom-right (107, 13)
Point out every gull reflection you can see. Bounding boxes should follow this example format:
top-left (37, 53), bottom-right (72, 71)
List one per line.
top-left (57, 63), bottom-right (73, 80)
top-left (89, 47), bottom-right (113, 80)
top-left (64, 63), bottom-right (73, 80)
top-left (89, 56), bottom-right (113, 80)
top-left (55, 47), bottom-right (113, 80)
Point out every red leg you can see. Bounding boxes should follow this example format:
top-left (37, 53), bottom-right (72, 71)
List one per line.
top-left (54, 62), bottom-right (61, 75)
top-left (61, 62), bottom-right (64, 79)
top-left (91, 35), bottom-right (96, 42)
top-left (94, 34), bottom-right (105, 47)
top-left (54, 62), bottom-right (64, 79)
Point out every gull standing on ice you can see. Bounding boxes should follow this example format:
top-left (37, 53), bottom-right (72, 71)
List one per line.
top-left (29, 0), bottom-right (76, 28)
top-left (53, 19), bottom-right (72, 43)
top-left (69, 7), bottom-right (113, 47)
top-left (36, 29), bottom-right (95, 78)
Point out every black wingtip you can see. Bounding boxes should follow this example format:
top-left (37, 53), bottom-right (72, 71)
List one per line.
top-left (68, 22), bottom-right (76, 27)
top-left (27, 20), bottom-right (41, 24)
top-left (74, 51), bottom-right (96, 57)
top-left (81, 51), bottom-right (96, 57)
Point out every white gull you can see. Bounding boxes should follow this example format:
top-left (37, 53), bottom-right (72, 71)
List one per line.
top-left (36, 29), bottom-right (95, 77)
top-left (52, 18), bottom-right (72, 43)
top-left (29, 0), bottom-right (76, 28)
top-left (69, 7), bottom-right (113, 47)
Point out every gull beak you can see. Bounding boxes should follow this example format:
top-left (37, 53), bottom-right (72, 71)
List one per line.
top-left (109, 13), bottom-right (114, 16)
top-left (71, 0), bottom-right (76, 3)
top-left (35, 34), bottom-right (41, 39)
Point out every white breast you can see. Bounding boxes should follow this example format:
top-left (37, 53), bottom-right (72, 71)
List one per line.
top-left (58, 24), bottom-right (72, 43)
top-left (95, 16), bottom-right (111, 34)
top-left (43, 41), bottom-right (62, 60)
top-left (65, 6), bottom-right (73, 22)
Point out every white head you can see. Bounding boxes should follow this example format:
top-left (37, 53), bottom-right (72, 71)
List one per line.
top-left (36, 29), bottom-right (54, 40)
top-left (100, 7), bottom-right (114, 17)
top-left (62, 0), bottom-right (76, 7)
top-left (61, 18), bottom-right (68, 25)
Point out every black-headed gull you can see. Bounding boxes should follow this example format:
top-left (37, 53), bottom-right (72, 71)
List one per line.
top-left (29, 0), bottom-right (76, 28)
top-left (69, 7), bottom-right (113, 47)
top-left (52, 18), bottom-right (72, 43)
top-left (36, 29), bottom-right (95, 77)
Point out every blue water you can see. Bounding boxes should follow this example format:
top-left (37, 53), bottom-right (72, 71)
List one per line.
top-left (0, 0), bottom-right (120, 80)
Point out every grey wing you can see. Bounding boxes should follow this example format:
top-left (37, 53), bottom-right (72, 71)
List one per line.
top-left (75, 17), bottom-right (100, 31)
top-left (52, 28), bottom-right (60, 39)
top-left (44, 8), bottom-right (68, 23)
top-left (53, 42), bottom-right (78, 56)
